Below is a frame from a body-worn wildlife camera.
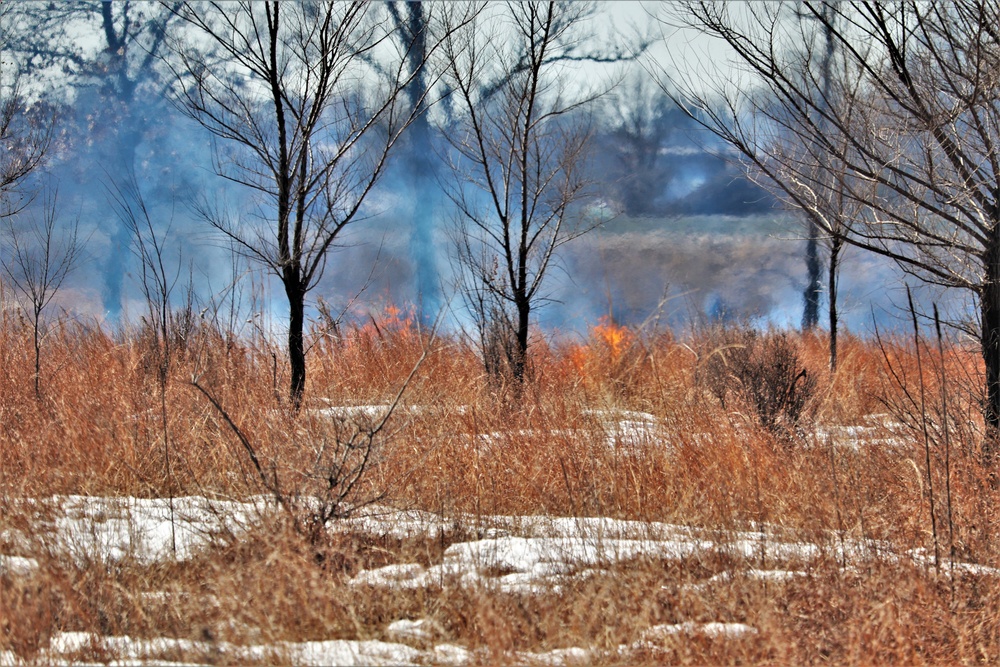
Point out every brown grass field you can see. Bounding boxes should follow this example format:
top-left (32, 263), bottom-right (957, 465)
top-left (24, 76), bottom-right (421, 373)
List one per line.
top-left (3, 296), bottom-right (1000, 665)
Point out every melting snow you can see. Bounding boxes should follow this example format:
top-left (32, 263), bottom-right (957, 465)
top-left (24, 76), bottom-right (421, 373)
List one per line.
top-left (387, 618), bottom-right (435, 641)
top-left (640, 622), bottom-right (758, 640)
top-left (3, 411), bottom-right (992, 665)
top-left (0, 555), bottom-right (39, 577)
top-left (40, 631), bottom-right (423, 666)
top-left (2, 495), bottom-right (262, 565)
top-left (433, 643), bottom-right (474, 664)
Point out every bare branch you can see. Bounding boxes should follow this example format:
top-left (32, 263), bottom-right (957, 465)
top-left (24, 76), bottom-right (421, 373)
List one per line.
top-left (443, 1), bottom-right (614, 384)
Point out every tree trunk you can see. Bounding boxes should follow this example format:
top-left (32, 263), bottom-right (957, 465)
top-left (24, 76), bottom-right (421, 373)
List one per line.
top-left (828, 237), bottom-right (841, 372)
top-left (513, 297), bottom-right (530, 383)
top-left (981, 235), bottom-right (1000, 460)
top-left (33, 311), bottom-right (41, 400)
top-left (803, 220), bottom-right (821, 330)
top-left (286, 280), bottom-right (306, 410)
top-left (97, 9), bottom-right (143, 323)
top-left (408, 114), bottom-right (439, 319)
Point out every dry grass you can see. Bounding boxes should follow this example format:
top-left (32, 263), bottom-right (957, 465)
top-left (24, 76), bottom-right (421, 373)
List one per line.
top-left (4, 298), bottom-right (1000, 665)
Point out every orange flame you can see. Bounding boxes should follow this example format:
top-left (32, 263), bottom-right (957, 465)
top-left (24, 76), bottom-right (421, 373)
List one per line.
top-left (339, 301), bottom-right (419, 354)
top-left (592, 316), bottom-right (631, 360)
top-left (380, 303), bottom-right (414, 333)
top-left (568, 344), bottom-right (590, 372)
top-left (567, 316), bottom-right (633, 373)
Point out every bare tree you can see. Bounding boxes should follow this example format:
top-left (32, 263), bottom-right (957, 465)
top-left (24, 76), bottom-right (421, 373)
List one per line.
top-left (796, 3), bottom-right (835, 333)
top-left (1, 189), bottom-right (83, 399)
top-left (781, 86), bottom-right (875, 373)
top-left (784, 1), bottom-right (871, 370)
top-left (107, 173), bottom-right (184, 554)
top-left (760, 2), bottom-right (870, 371)
top-left (108, 176), bottom-right (178, 544)
top-left (167, 2), bottom-right (466, 408)
top-left (7, 2), bottom-right (180, 111)
top-left (0, 85), bottom-right (51, 216)
top-left (4, 2), bottom-right (183, 317)
top-left (0, 1), bottom-right (53, 217)
top-left (660, 1), bottom-right (1000, 449)
top-left (653, 2), bottom-right (864, 371)
top-left (443, 1), bottom-right (609, 384)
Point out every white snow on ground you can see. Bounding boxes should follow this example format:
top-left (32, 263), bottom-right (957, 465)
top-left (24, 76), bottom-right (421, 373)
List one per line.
top-left (907, 547), bottom-right (1000, 576)
top-left (337, 506), bottom-right (462, 540)
top-left (703, 569), bottom-right (808, 585)
top-left (3, 411), bottom-right (1000, 666)
top-left (312, 403), bottom-right (397, 421)
top-left (313, 407), bottom-right (671, 454)
top-left (518, 645), bottom-right (591, 665)
top-left (583, 409), bottom-right (659, 426)
top-left (348, 531), bottom-right (705, 595)
top-left (433, 643), bottom-right (474, 665)
top-left (33, 631), bottom-right (424, 666)
top-left (345, 509), bottom-right (832, 594)
top-left (3, 494), bottom-right (999, 666)
top-left (387, 618), bottom-right (435, 641)
top-left (311, 403), bottom-right (470, 421)
top-left (584, 409), bottom-right (664, 450)
top-left (637, 622), bottom-right (758, 642)
top-left (603, 420), bottom-right (664, 450)
top-left (347, 526), bottom-right (828, 595)
top-left (811, 414), bottom-right (910, 449)
top-left (1, 495), bottom-right (263, 565)
top-left (3, 493), bottom-right (979, 588)
top-left (350, 537), bottom-right (697, 593)
top-left (481, 410), bottom-right (666, 452)
top-left (0, 555), bottom-right (39, 577)
top-left (15, 627), bottom-right (761, 667)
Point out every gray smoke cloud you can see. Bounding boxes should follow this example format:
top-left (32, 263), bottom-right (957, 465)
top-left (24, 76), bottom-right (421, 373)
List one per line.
top-left (2, 17), bottom-right (949, 339)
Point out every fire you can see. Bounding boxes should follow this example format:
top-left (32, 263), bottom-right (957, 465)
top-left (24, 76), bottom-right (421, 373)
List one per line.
top-left (568, 344), bottom-right (590, 372)
top-left (362, 302), bottom-right (417, 345)
top-left (592, 316), bottom-right (631, 359)
top-left (380, 303), bottom-right (414, 333)
top-left (567, 316), bottom-right (633, 373)
top-left (334, 301), bottom-right (419, 355)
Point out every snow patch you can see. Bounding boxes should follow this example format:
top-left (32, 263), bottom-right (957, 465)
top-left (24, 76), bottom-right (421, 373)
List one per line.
top-left (0, 554), bottom-right (39, 577)
top-left (639, 621), bottom-right (758, 641)
top-left (387, 618), bottom-right (434, 641)
top-left (5, 495), bottom-right (263, 565)
top-left (43, 631), bottom-right (423, 666)
top-left (433, 643), bottom-right (474, 665)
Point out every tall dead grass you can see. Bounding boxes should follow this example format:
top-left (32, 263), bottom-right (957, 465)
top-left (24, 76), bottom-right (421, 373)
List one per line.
top-left (4, 300), bottom-right (1000, 664)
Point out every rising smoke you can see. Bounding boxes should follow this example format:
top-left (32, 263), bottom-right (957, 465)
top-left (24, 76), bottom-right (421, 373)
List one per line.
top-left (1, 3), bottom-right (938, 339)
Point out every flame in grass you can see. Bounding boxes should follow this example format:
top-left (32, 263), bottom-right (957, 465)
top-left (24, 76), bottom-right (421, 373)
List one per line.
top-left (568, 316), bottom-right (635, 372)
top-left (568, 344), bottom-right (590, 373)
top-left (351, 302), bottom-right (415, 342)
top-left (321, 301), bottom-right (421, 360)
top-left (593, 316), bottom-right (632, 360)
top-left (378, 303), bottom-right (416, 336)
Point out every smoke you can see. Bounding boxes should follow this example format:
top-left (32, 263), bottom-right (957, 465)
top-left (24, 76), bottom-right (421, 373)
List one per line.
top-left (30, 84), bottom-right (944, 340)
top-left (2, 8), bottom-right (958, 340)
top-left (546, 220), bottom-right (800, 332)
top-left (22, 78), bottom-right (236, 327)
top-left (541, 212), bottom-right (951, 338)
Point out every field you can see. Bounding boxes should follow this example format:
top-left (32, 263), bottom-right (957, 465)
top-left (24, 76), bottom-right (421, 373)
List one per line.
top-left (3, 300), bottom-right (1000, 666)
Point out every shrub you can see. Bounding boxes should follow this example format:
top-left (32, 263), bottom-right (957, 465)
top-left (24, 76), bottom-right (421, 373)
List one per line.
top-left (701, 327), bottom-right (817, 434)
